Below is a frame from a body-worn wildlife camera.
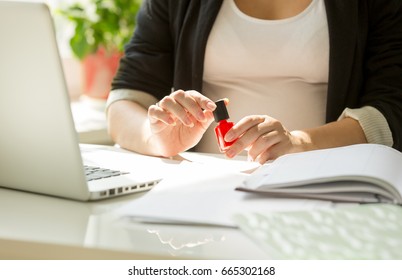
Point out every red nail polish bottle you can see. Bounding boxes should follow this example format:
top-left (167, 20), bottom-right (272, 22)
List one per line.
top-left (213, 99), bottom-right (235, 152)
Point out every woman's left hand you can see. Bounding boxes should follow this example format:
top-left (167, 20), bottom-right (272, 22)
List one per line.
top-left (223, 115), bottom-right (309, 164)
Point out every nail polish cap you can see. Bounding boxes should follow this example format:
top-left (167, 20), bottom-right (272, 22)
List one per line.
top-left (213, 99), bottom-right (229, 122)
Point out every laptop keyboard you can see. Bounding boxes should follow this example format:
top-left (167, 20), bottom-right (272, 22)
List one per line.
top-left (84, 165), bottom-right (129, 181)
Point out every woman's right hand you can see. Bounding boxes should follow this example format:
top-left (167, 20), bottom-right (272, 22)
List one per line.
top-left (147, 89), bottom-right (216, 157)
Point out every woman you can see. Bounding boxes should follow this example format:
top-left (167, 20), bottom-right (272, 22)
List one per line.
top-left (107, 0), bottom-right (402, 163)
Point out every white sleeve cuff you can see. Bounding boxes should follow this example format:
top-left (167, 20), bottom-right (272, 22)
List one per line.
top-left (338, 106), bottom-right (394, 147)
top-left (106, 89), bottom-right (159, 112)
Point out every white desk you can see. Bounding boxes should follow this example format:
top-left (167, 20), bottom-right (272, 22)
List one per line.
top-left (2, 145), bottom-right (400, 260)
top-left (0, 185), bottom-right (268, 260)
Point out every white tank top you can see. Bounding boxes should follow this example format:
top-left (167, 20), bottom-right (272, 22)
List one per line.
top-left (199, 0), bottom-right (329, 153)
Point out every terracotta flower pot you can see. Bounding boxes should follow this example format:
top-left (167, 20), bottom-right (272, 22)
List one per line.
top-left (81, 48), bottom-right (122, 99)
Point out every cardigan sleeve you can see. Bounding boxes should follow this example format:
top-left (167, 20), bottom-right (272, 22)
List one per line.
top-left (111, 0), bottom-right (174, 100)
top-left (360, 0), bottom-right (402, 151)
top-left (338, 106), bottom-right (393, 146)
top-left (106, 89), bottom-right (158, 114)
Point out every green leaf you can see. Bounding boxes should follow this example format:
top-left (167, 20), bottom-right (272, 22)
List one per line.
top-left (58, 0), bottom-right (142, 59)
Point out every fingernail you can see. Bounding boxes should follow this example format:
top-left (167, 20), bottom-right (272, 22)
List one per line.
top-left (183, 116), bottom-right (192, 126)
top-left (206, 101), bottom-right (216, 110)
top-left (226, 149), bottom-right (235, 158)
top-left (225, 131), bottom-right (234, 142)
top-left (197, 112), bottom-right (206, 121)
top-left (168, 117), bottom-right (175, 125)
top-left (184, 119), bottom-right (194, 127)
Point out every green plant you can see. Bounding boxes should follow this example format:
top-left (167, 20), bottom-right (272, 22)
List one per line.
top-left (59, 0), bottom-right (142, 60)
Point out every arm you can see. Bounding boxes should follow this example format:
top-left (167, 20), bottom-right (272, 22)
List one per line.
top-left (296, 118), bottom-right (367, 151)
top-left (108, 1), bottom-right (215, 157)
top-left (107, 100), bottom-right (157, 156)
top-left (223, 114), bottom-right (367, 164)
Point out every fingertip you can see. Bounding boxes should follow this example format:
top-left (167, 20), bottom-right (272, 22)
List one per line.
top-left (206, 101), bottom-right (216, 111)
top-left (224, 131), bottom-right (234, 142)
top-left (203, 110), bottom-right (214, 121)
top-left (168, 117), bottom-right (176, 126)
top-left (225, 149), bottom-right (235, 159)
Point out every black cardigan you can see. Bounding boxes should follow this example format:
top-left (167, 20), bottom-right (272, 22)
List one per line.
top-left (112, 0), bottom-right (402, 151)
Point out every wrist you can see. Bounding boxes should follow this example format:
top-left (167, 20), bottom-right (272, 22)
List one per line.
top-left (292, 118), bottom-right (367, 153)
top-left (290, 130), bottom-right (317, 153)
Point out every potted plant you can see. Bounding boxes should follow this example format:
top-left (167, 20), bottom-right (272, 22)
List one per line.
top-left (59, 0), bottom-right (142, 99)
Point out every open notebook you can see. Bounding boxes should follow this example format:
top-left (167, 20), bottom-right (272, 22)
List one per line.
top-left (237, 144), bottom-right (402, 205)
top-left (0, 1), bottom-right (168, 201)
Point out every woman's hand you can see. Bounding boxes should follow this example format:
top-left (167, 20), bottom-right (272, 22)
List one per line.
top-left (222, 115), bottom-right (311, 164)
top-left (222, 114), bottom-right (368, 164)
top-left (147, 89), bottom-right (216, 157)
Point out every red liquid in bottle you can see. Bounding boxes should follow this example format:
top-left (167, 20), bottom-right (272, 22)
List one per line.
top-left (213, 99), bottom-right (236, 152)
top-left (215, 119), bottom-right (235, 152)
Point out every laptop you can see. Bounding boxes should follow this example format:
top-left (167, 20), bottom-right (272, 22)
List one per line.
top-left (0, 1), bottom-right (165, 201)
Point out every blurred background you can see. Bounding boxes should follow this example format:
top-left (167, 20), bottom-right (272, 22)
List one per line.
top-left (12, 0), bottom-right (142, 144)
top-left (16, 0), bottom-right (142, 101)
